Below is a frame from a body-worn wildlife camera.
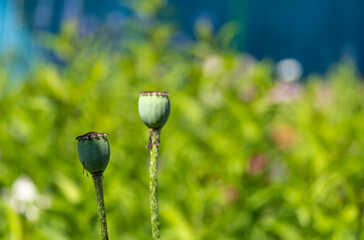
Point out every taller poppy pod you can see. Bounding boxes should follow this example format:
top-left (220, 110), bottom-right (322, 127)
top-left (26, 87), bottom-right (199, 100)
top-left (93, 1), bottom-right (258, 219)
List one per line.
top-left (138, 91), bottom-right (170, 129)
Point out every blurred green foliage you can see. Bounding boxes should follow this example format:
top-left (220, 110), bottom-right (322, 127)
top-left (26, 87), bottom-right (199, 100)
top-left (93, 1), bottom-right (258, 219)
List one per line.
top-left (1, 6), bottom-right (364, 240)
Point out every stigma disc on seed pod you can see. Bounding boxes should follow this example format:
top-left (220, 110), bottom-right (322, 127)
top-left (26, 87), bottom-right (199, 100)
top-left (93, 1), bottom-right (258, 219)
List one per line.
top-left (138, 91), bottom-right (170, 129)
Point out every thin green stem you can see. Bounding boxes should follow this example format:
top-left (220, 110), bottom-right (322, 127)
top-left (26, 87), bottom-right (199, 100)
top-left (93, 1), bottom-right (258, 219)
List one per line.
top-left (92, 172), bottom-right (109, 240)
top-left (149, 128), bottom-right (161, 240)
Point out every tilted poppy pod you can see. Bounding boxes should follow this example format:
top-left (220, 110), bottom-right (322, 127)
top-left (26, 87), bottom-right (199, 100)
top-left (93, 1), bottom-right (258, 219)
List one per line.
top-left (76, 132), bottom-right (110, 174)
top-left (138, 91), bottom-right (170, 129)
top-left (76, 131), bottom-right (110, 240)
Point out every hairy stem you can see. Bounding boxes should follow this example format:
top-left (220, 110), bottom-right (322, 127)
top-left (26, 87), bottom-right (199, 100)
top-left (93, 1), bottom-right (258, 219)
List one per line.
top-left (92, 172), bottom-right (109, 240)
top-left (149, 128), bottom-right (161, 240)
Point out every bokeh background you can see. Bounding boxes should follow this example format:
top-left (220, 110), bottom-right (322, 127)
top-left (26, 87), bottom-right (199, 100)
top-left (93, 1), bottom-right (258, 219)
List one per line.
top-left (1, 0), bottom-right (364, 239)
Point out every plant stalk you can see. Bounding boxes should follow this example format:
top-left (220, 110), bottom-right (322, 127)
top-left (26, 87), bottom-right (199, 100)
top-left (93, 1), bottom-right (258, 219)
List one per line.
top-left (149, 128), bottom-right (161, 240)
top-left (92, 172), bottom-right (109, 240)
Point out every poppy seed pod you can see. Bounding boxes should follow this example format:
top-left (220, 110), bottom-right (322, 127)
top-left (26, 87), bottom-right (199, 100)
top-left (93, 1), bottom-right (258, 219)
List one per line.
top-left (138, 91), bottom-right (170, 129)
top-left (76, 132), bottom-right (110, 174)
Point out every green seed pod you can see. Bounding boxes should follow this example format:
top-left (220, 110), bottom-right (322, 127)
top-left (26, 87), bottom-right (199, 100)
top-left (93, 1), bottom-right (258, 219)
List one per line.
top-left (76, 132), bottom-right (110, 174)
top-left (138, 91), bottom-right (170, 129)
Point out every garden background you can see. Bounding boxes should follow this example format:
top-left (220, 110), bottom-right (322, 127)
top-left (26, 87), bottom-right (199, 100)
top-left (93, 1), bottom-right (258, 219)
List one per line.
top-left (1, 0), bottom-right (364, 239)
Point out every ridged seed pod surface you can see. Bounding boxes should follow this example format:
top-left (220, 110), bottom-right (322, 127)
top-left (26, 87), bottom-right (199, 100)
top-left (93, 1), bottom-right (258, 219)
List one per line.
top-left (138, 91), bottom-right (170, 129)
top-left (76, 132), bottom-right (110, 174)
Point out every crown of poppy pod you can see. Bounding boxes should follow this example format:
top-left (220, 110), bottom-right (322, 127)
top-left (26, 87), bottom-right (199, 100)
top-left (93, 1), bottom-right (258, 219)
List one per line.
top-left (76, 132), bottom-right (110, 174)
top-left (138, 91), bottom-right (170, 129)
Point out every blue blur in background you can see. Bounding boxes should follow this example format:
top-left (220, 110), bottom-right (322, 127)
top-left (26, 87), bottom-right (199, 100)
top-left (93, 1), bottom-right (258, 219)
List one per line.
top-left (1, 0), bottom-right (363, 75)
